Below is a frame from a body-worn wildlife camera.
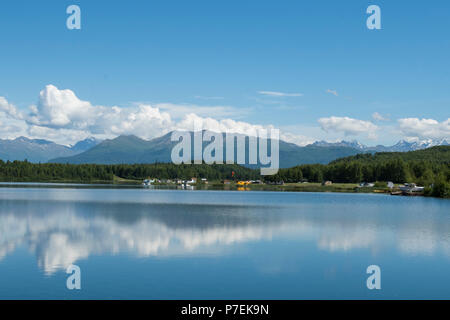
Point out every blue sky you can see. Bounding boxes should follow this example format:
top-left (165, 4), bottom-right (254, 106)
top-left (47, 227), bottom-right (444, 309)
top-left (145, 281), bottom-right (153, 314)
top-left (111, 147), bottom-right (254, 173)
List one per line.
top-left (0, 0), bottom-right (449, 145)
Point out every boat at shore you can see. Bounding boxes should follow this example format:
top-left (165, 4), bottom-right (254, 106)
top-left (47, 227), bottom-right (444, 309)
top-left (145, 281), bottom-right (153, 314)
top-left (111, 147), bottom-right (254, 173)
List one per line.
top-left (391, 183), bottom-right (425, 196)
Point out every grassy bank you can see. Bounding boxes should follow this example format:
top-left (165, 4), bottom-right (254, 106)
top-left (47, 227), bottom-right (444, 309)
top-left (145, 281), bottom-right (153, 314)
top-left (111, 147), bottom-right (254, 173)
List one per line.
top-left (1, 178), bottom-right (447, 198)
top-left (185, 181), bottom-right (394, 194)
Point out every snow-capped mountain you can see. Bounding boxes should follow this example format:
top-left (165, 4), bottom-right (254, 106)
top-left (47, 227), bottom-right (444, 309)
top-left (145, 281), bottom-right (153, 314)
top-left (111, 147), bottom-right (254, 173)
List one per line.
top-left (388, 139), bottom-right (449, 152)
top-left (308, 139), bottom-right (449, 152)
top-left (0, 137), bottom-right (102, 163)
top-left (70, 137), bottom-right (101, 152)
top-left (310, 140), bottom-right (366, 150)
top-left (0, 134), bottom-right (448, 164)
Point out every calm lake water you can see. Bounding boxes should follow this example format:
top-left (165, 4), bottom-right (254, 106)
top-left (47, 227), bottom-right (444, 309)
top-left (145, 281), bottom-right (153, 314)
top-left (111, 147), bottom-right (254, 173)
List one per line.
top-left (0, 186), bottom-right (449, 299)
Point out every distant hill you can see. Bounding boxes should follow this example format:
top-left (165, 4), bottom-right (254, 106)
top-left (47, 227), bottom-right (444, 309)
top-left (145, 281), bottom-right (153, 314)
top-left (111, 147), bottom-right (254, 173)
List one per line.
top-left (50, 132), bottom-right (363, 168)
top-left (50, 134), bottom-right (174, 165)
top-left (0, 137), bottom-right (101, 163)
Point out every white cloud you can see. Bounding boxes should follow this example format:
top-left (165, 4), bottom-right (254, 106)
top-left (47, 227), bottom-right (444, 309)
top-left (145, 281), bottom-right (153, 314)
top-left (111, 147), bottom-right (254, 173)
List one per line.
top-left (175, 114), bottom-right (313, 146)
top-left (0, 121), bottom-right (28, 139)
top-left (9, 85), bottom-right (446, 147)
top-left (26, 125), bottom-right (95, 145)
top-left (0, 97), bottom-right (28, 139)
top-left (325, 89), bottom-right (338, 96)
top-left (258, 91), bottom-right (303, 97)
top-left (28, 85), bottom-right (94, 128)
top-left (20, 85), bottom-right (263, 144)
top-left (0, 96), bottom-right (24, 120)
top-left (0, 85), bottom-right (294, 145)
top-left (278, 131), bottom-right (316, 146)
top-left (318, 116), bottom-right (378, 139)
top-left (25, 85), bottom-right (173, 141)
top-left (372, 112), bottom-right (390, 122)
top-left (398, 118), bottom-right (450, 140)
top-left (154, 102), bottom-right (247, 120)
top-left (175, 113), bottom-right (273, 136)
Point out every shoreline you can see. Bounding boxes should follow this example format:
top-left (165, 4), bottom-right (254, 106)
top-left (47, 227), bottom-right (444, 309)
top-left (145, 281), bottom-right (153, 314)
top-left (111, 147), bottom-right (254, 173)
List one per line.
top-left (0, 180), bottom-right (436, 198)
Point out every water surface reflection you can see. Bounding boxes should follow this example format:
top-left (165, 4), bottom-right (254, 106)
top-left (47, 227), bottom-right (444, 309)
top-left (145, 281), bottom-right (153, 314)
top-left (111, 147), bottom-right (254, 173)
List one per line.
top-left (1, 189), bottom-right (448, 276)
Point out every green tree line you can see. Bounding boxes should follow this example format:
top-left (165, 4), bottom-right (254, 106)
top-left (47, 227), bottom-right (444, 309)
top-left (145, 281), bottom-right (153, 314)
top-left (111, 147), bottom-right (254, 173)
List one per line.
top-left (0, 146), bottom-right (448, 198)
top-left (265, 146), bottom-right (450, 198)
top-left (0, 160), bottom-right (259, 182)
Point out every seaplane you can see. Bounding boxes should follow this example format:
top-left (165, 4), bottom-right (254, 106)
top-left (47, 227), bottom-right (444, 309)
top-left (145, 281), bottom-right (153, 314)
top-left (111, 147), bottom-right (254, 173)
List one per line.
top-left (142, 179), bottom-right (155, 187)
top-left (397, 183), bottom-right (425, 196)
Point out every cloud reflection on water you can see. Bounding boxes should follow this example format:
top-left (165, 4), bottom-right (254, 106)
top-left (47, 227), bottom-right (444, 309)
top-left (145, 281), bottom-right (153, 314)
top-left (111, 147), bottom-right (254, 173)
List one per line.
top-left (0, 191), bottom-right (449, 274)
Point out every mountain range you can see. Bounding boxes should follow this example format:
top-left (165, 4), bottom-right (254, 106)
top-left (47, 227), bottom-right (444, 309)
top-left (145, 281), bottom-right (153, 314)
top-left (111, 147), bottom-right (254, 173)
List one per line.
top-left (0, 133), bottom-right (448, 167)
top-left (50, 132), bottom-right (363, 168)
top-left (0, 137), bottom-right (101, 162)
top-left (309, 139), bottom-right (449, 152)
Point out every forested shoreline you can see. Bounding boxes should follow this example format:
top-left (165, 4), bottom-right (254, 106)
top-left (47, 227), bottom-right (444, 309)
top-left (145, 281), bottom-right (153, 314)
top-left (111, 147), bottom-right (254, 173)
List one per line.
top-left (0, 161), bottom-right (259, 182)
top-left (266, 146), bottom-right (450, 198)
top-left (0, 146), bottom-right (449, 198)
